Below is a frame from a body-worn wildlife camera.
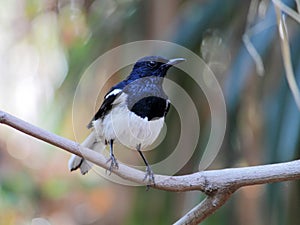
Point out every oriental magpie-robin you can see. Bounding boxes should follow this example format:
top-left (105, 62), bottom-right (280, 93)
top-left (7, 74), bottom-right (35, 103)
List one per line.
top-left (68, 56), bottom-right (185, 184)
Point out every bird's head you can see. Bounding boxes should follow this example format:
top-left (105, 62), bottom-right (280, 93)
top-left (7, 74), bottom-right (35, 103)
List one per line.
top-left (127, 56), bottom-right (185, 81)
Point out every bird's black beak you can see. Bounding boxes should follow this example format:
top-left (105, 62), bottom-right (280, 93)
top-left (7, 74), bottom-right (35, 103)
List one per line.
top-left (166, 58), bottom-right (186, 66)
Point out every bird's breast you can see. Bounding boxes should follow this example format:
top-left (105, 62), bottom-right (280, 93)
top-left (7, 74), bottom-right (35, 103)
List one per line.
top-left (129, 96), bottom-right (168, 120)
top-left (94, 93), bottom-right (165, 149)
top-left (123, 78), bottom-right (169, 120)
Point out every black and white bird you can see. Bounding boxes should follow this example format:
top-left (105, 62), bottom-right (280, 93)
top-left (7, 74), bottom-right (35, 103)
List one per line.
top-left (68, 56), bottom-right (185, 184)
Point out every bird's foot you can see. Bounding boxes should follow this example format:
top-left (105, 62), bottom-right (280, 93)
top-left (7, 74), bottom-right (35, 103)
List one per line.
top-left (106, 155), bottom-right (119, 175)
top-left (143, 166), bottom-right (155, 190)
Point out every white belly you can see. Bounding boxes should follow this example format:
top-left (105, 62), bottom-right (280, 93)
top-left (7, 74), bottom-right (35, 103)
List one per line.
top-left (93, 104), bottom-right (164, 150)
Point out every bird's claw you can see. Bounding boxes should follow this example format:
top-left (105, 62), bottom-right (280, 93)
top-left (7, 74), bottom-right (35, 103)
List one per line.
top-left (106, 155), bottom-right (119, 174)
top-left (143, 166), bottom-right (155, 190)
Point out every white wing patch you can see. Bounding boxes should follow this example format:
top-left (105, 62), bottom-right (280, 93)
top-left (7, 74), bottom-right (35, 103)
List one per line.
top-left (166, 99), bottom-right (170, 107)
top-left (105, 88), bottom-right (122, 99)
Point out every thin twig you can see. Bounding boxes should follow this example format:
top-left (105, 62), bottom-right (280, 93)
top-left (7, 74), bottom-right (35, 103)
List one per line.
top-left (243, 34), bottom-right (265, 76)
top-left (274, 3), bottom-right (300, 110)
top-left (296, 0), bottom-right (300, 13)
top-left (273, 0), bottom-right (300, 23)
top-left (243, 0), bottom-right (267, 76)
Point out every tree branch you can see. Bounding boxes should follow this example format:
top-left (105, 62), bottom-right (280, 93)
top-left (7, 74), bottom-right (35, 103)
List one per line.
top-left (1, 109), bottom-right (300, 224)
top-left (174, 192), bottom-right (232, 225)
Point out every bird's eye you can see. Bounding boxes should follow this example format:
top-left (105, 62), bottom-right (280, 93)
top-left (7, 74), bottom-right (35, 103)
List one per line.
top-left (147, 61), bottom-right (158, 68)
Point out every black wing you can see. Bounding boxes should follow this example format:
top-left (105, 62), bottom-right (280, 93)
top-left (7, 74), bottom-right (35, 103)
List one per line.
top-left (87, 90), bottom-right (122, 129)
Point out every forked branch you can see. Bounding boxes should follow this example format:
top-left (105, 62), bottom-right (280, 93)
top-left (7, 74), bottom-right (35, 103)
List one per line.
top-left (1, 109), bottom-right (300, 225)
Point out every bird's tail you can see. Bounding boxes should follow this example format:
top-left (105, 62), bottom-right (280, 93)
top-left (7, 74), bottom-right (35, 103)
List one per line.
top-left (68, 131), bottom-right (105, 175)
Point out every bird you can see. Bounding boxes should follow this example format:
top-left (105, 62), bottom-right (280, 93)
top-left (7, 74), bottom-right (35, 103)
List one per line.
top-left (68, 55), bottom-right (185, 185)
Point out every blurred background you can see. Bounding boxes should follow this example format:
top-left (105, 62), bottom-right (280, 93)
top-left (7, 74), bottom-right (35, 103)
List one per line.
top-left (0, 0), bottom-right (300, 224)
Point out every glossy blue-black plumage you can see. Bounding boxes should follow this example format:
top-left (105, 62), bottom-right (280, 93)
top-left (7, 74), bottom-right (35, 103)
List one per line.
top-left (70, 56), bottom-right (184, 181)
top-left (89, 56), bottom-right (178, 126)
top-left (110, 56), bottom-right (172, 90)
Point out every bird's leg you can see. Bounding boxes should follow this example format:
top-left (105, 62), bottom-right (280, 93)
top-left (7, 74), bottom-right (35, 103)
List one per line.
top-left (136, 143), bottom-right (155, 188)
top-left (106, 139), bottom-right (119, 174)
